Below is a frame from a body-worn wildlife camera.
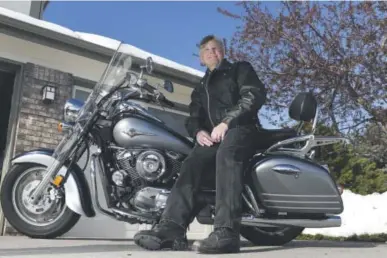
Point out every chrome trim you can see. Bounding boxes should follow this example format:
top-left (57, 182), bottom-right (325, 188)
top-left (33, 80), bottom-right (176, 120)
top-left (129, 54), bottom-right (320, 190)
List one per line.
top-left (241, 215), bottom-right (341, 228)
top-left (265, 134), bottom-right (350, 156)
top-left (272, 164), bottom-right (301, 177)
top-left (64, 99), bottom-right (83, 123)
top-left (244, 185), bottom-right (263, 215)
top-left (311, 107), bottom-right (319, 134)
top-left (108, 101), bottom-right (163, 123)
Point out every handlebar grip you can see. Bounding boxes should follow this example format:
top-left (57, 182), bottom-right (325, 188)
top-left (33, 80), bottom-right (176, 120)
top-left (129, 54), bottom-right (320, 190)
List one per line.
top-left (143, 83), bottom-right (156, 93)
top-left (143, 83), bottom-right (174, 107)
top-left (162, 98), bottom-right (175, 108)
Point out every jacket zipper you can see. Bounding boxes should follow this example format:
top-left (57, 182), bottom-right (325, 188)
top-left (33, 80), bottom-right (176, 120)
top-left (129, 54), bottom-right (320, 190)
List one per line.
top-left (204, 73), bottom-right (215, 127)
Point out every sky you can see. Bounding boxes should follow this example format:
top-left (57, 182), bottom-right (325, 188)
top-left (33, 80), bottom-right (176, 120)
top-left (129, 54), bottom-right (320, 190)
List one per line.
top-left (43, 1), bottom-right (281, 72)
top-left (43, 1), bottom-right (282, 128)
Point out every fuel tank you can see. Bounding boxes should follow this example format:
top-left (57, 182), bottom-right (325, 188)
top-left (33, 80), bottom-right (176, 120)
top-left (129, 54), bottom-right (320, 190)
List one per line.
top-left (112, 116), bottom-right (193, 155)
top-left (249, 154), bottom-right (344, 215)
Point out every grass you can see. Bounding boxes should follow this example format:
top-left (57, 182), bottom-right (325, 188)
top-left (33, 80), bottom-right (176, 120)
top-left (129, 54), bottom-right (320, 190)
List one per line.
top-left (297, 233), bottom-right (387, 243)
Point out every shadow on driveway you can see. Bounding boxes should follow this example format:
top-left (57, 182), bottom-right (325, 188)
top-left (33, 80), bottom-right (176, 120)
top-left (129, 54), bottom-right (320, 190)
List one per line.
top-left (0, 238), bottom-right (381, 256)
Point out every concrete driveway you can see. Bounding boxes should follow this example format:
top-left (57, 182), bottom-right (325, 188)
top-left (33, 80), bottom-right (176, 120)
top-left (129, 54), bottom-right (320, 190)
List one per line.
top-left (0, 236), bottom-right (386, 258)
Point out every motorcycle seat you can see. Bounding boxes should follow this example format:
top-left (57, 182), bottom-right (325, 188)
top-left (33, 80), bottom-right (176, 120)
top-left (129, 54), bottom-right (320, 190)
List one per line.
top-left (258, 127), bottom-right (297, 138)
top-left (256, 127), bottom-right (298, 150)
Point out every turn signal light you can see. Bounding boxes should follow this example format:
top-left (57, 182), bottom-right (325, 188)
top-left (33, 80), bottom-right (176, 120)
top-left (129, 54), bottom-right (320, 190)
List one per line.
top-left (58, 122), bottom-right (63, 133)
top-left (52, 175), bottom-right (64, 187)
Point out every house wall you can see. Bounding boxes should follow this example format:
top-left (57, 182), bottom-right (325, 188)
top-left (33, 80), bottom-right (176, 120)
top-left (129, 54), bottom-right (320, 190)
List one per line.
top-left (0, 33), bottom-right (194, 106)
top-left (15, 63), bottom-right (73, 154)
top-left (0, 1), bottom-right (31, 16)
top-left (0, 0), bottom-right (46, 19)
top-left (0, 32), bottom-right (213, 239)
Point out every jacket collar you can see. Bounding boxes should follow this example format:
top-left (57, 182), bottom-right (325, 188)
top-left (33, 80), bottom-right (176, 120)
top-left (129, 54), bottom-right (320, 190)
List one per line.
top-left (203, 58), bottom-right (232, 76)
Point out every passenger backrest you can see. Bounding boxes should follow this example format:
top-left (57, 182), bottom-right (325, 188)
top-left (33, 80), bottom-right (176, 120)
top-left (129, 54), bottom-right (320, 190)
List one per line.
top-left (288, 92), bottom-right (318, 122)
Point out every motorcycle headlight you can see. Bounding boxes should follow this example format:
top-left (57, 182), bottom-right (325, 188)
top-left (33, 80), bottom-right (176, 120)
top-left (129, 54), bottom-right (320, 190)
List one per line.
top-left (64, 99), bottom-right (83, 123)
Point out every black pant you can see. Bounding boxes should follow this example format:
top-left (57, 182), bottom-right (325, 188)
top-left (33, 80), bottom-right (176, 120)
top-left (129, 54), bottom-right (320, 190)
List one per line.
top-left (160, 125), bottom-right (258, 232)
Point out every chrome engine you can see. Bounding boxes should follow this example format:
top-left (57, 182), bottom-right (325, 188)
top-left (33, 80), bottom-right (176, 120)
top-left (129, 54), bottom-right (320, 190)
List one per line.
top-left (132, 187), bottom-right (170, 212)
top-left (111, 148), bottom-right (182, 212)
top-left (113, 149), bottom-right (168, 187)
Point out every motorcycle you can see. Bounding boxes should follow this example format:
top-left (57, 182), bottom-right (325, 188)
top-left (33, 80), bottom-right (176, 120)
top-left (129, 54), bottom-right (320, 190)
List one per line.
top-left (0, 43), bottom-right (349, 245)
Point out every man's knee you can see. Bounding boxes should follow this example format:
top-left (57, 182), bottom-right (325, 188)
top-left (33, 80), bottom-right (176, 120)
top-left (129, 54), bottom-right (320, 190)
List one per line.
top-left (216, 146), bottom-right (236, 164)
top-left (216, 143), bottom-right (253, 164)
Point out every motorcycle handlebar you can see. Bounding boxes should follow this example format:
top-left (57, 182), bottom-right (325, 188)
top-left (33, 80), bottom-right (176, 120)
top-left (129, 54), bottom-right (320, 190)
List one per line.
top-left (143, 83), bottom-right (174, 108)
top-left (159, 96), bottom-right (175, 108)
top-left (121, 81), bottom-right (175, 108)
top-left (142, 83), bottom-right (157, 94)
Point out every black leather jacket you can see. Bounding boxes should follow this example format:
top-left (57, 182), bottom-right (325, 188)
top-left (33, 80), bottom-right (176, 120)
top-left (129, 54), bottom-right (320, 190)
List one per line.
top-left (185, 59), bottom-right (267, 138)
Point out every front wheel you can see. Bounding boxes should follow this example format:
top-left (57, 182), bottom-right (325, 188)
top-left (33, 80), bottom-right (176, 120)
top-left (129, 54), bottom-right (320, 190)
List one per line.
top-left (0, 163), bottom-right (80, 238)
top-left (240, 225), bottom-right (304, 246)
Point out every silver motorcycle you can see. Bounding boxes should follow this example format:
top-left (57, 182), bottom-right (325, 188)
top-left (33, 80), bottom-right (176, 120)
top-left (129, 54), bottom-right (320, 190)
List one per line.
top-left (0, 43), bottom-right (349, 246)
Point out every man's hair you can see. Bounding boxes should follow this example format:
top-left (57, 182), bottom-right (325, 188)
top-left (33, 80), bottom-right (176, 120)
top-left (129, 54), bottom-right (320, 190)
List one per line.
top-left (199, 34), bottom-right (225, 53)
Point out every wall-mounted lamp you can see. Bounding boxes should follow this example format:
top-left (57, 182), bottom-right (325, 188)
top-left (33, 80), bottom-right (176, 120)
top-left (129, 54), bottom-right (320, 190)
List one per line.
top-left (41, 85), bottom-right (56, 104)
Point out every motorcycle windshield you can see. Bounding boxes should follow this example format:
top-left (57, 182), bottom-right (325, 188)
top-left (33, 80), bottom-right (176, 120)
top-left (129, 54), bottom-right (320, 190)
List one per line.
top-left (76, 44), bottom-right (134, 123)
top-left (51, 43), bottom-right (134, 165)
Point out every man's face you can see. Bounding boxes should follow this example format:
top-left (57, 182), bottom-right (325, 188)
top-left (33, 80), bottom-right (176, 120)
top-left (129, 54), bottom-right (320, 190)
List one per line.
top-left (200, 40), bottom-right (224, 70)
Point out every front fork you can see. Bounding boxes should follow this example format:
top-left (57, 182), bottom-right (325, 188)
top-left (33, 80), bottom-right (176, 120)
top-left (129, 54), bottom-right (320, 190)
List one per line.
top-left (29, 140), bottom-right (87, 205)
top-left (29, 159), bottom-right (67, 205)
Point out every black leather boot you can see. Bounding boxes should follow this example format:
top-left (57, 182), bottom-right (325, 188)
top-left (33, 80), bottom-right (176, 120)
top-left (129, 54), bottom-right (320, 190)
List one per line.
top-left (197, 227), bottom-right (240, 254)
top-left (134, 220), bottom-right (188, 251)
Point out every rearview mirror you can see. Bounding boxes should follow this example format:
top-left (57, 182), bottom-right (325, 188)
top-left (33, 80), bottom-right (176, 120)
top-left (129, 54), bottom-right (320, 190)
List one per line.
top-left (146, 57), bottom-right (154, 74)
top-left (164, 80), bottom-right (174, 93)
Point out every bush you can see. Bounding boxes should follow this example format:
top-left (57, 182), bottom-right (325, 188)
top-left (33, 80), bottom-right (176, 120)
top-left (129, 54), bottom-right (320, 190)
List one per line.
top-left (297, 233), bottom-right (387, 243)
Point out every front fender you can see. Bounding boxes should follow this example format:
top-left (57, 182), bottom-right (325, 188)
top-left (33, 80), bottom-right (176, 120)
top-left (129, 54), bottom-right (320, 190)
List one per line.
top-left (11, 149), bottom-right (95, 217)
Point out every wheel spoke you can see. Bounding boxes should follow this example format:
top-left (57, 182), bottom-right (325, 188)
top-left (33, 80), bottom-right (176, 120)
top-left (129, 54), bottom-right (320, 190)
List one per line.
top-left (12, 167), bottom-right (67, 227)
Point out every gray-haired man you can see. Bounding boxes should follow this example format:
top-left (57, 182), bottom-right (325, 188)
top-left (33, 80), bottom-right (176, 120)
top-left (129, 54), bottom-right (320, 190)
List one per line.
top-left (134, 34), bottom-right (267, 254)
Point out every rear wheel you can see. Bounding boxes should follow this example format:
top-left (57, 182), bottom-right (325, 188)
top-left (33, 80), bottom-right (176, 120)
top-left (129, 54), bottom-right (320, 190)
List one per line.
top-left (0, 163), bottom-right (80, 238)
top-left (240, 225), bottom-right (304, 246)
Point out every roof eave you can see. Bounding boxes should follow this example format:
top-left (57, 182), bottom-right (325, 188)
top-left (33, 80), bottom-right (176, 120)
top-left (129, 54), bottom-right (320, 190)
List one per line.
top-left (0, 13), bottom-right (202, 84)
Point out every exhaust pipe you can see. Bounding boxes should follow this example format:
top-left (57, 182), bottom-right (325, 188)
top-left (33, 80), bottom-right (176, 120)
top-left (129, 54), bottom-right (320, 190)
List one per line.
top-left (241, 215), bottom-right (341, 228)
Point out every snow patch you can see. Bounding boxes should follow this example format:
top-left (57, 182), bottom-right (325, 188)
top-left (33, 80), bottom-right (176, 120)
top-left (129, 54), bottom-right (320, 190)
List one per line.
top-left (75, 32), bottom-right (205, 77)
top-left (304, 190), bottom-right (387, 237)
top-left (0, 7), bottom-right (205, 78)
top-left (74, 32), bottom-right (121, 50)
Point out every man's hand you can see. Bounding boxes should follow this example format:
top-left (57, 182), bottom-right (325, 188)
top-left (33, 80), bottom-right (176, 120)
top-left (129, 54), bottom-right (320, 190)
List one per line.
top-left (211, 122), bottom-right (228, 143)
top-left (196, 130), bottom-right (214, 147)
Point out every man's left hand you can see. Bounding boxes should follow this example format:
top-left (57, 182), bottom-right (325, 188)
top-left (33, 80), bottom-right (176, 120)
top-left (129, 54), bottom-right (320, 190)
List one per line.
top-left (211, 122), bottom-right (228, 142)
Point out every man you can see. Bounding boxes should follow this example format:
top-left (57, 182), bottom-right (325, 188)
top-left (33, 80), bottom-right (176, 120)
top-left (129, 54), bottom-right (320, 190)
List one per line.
top-left (134, 35), bottom-right (267, 254)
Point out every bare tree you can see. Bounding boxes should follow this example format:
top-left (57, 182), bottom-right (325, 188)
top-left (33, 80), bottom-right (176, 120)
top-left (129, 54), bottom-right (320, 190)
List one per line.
top-left (218, 1), bottom-right (386, 161)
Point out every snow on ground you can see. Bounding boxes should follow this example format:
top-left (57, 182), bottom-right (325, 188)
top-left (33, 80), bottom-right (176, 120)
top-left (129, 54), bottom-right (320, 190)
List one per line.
top-left (304, 189), bottom-right (387, 236)
top-left (0, 7), bottom-right (205, 78)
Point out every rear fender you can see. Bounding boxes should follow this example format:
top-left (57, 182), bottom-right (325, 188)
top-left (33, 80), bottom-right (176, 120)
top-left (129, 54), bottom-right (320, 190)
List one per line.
top-left (10, 149), bottom-right (95, 217)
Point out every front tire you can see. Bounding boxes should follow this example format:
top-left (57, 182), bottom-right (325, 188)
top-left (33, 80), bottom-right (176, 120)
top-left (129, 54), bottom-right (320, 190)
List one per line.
top-left (1, 163), bottom-right (80, 238)
top-left (240, 226), bottom-right (304, 246)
